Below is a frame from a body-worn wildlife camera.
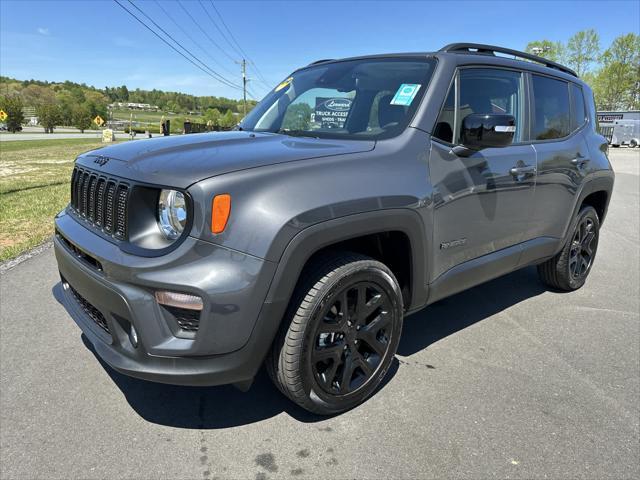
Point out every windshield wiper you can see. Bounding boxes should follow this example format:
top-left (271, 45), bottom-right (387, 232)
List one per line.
top-left (275, 129), bottom-right (319, 139)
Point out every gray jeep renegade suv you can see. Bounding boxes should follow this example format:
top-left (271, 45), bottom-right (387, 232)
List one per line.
top-left (54, 43), bottom-right (614, 414)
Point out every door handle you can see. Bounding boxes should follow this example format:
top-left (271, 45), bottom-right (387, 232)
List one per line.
top-left (510, 165), bottom-right (536, 176)
top-left (571, 157), bottom-right (590, 166)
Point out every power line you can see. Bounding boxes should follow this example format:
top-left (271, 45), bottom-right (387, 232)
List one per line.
top-left (177, 0), bottom-right (237, 64)
top-left (113, 0), bottom-right (241, 90)
top-left (208, 0), bottom-right (249, 61)
top-left (197, 0), bottom-right (243, 59)
top-left (246, 87), bottom-right (260, 101)
top-left (153, 0), bottom-right (236, 78)
top-left (128, 0), bottom-right (239, 88)
top-left (208, 0), bottom-right (272, 90)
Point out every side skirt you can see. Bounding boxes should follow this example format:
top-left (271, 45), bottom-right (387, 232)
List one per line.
top-left (424, 236), bottom-right (560, 306)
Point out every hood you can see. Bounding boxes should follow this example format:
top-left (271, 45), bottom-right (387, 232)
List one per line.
top-left (76, 131), bottom-right (375, 189)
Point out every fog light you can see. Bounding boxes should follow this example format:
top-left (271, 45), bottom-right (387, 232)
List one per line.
top-left (155, 291), bottom-right (203, 311)
top-left (129, 324), bottom-right (139, 348)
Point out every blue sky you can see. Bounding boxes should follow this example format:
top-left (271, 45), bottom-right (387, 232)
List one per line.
top-left (1, 0), bottom-right (638, 100)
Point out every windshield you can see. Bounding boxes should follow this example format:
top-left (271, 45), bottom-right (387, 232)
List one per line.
top-left (239, 57), bottom-right (437, 140)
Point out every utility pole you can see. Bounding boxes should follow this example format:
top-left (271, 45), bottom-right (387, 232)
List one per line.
top-left (236, 59), bottom-right (247, 118)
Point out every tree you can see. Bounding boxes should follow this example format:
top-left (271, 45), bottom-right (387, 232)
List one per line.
top-left (83, 90), bottom-right (108, 120)
top-left (36, 103), bottom-right (61, 133)
top-left (55, 90), bottom-right (77, 126)
top-left (566, 29), bottom-right (600, 77)
top-left (0, 95), bottom-right (25, 132)
top-left (204, 108), bottom-right (222, 127)
top-left (166, 101), bottom-right (180, 113)
top-left (220, 109), bottom-right (236, 129)
top-left (525, 40), bottom-right (566, 64)
top-left (590, 33), bottom-right (640, 110)
top-left (20, 84), bottom-right (56, 107)
top-left (602, 33), bottom-right (640, 109)
top-left (282, 103), bottom-right (312, 130)
top-left (117, 85), bottom-right (129, 101)
top-left (72, 104), bottom-right (93, 133)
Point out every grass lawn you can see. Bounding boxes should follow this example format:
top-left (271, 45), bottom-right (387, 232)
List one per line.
top-left (0, 138), bottom-right (121, 261)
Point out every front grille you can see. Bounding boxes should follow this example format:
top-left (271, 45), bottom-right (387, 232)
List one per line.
top-left (67, 282), bottom-right (110, 333)
top-left (70, 167), bottom-right (129, 239)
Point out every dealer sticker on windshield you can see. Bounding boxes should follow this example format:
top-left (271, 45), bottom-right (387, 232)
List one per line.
top-left (390, 84), bottom-right (421, 106)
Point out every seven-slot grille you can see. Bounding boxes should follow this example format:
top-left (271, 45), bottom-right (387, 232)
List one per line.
top-left (70, 167), bottom-right (129, 239)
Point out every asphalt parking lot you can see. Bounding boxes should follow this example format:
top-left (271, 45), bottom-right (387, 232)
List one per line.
top-left (1, 149), bottom-right (638, 480)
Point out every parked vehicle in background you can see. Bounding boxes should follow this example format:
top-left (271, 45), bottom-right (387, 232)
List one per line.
top-left (610, 119), bottom-right (639, 148)
top-left (597, 110), bottom-right (640, 146)
top-left (54, 43), bottom-right (614, 415)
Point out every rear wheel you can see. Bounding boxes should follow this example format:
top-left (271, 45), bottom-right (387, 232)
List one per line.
top-left (537, 205), bottom-right (600, 291)
top-left (267, 253), bottom-right (403, 415)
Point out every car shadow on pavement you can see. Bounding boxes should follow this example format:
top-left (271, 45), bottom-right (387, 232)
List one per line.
top-left (79, 333), bottom-right (399, 428)
top-left (54, 265), bottom-right (546, 429)
top-left (398, 266), bottom-right (547, 356)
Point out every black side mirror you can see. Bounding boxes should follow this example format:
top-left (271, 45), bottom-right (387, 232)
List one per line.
top-left (460, 113), bottom-right (516, 150)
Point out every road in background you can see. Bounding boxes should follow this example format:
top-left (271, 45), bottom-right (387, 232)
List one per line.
top-left (1, 150), bottom-right (638, 479)
top-left (1, 130), bottom-right (135, 142)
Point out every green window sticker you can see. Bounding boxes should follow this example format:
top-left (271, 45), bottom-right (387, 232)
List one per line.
top-left (390, 84), bottom-right (421, 106)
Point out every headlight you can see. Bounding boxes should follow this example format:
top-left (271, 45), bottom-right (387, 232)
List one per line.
top-left (158, 189), bottom-right (187, 240)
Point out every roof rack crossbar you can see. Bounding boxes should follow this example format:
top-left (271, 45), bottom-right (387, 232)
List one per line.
top-left (439, 43), bottom-right (578, 77)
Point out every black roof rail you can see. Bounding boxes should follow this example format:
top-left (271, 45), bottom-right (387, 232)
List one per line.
top-left (439, 43), bottom-right (578, 77)
top-left (307, 58), bottom-right (335, 66)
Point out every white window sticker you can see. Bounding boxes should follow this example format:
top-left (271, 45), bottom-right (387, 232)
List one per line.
top-left (390, 84), bottom-right (421, 106)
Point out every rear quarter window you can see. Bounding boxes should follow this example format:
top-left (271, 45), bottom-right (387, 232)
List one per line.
top-left (570, 83), bottom-right (587, 131)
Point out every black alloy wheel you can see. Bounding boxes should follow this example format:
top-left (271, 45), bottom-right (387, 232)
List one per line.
top-left (267, 253), bottom-right (403, 415)
top-left (569, 216), bottom-right (597, 281)
top-left (311, 281), bottom-right (393, 395)
top-left (538, 205), bottom-right (600, 291)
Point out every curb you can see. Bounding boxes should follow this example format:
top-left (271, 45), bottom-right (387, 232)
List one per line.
top-left (0, 239), bottom-right (53, 275)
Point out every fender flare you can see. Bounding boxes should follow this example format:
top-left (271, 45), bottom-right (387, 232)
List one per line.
top-left (263, 208), bottom-right (429, 312)
top-left (563, 173), bottom-right (614, 243)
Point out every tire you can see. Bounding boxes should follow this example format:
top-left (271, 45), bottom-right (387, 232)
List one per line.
top-left (537, 205), bottom-right (600, 291)
top-left (267, 252), bottom-right (403, 415)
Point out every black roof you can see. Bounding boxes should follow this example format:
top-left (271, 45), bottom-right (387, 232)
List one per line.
top-left (305, 42), bottom-right (578, 80)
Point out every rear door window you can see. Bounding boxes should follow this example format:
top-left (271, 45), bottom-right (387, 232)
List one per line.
top-left (532, 75), bottom-right (571, 140)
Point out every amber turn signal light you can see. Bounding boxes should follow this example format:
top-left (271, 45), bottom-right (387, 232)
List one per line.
top-left (211, 194), bottom-right (231, 234)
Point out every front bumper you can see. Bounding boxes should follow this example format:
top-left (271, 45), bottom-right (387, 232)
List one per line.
top-left (54, 209), bottom-right (282, 386)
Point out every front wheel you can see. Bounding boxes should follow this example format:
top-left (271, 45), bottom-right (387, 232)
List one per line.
top-left (537, 205), bottom-right (600, 291)
top-left (267, 253), bottom-right (403, 415)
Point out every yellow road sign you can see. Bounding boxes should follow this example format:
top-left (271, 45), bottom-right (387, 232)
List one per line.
top-left (0, 110), bottom-right (7, 122)
top-left (93, 115), bottom-right (105, 127)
